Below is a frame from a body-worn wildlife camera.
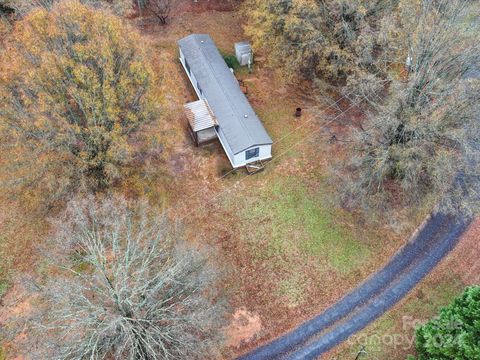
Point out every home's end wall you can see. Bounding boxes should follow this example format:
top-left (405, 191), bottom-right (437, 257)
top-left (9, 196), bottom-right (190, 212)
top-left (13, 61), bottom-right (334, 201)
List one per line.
top-left (232, 145), bottom-right (272, 168)
top-left (216, 125), bottom-right (272, 168)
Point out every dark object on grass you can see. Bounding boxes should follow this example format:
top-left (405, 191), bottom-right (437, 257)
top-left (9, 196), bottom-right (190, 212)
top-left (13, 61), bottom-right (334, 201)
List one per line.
top-left (238, 79), bottom-right (248, 94)
top-left (295, 107), bottom-right (302, 117)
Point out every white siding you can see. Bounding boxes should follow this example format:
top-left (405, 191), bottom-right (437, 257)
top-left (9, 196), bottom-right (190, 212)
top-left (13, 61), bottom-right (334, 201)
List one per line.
top-left (232, 145), bottom-right (272, 168)
top-left (215, 127), bottom-right (236, 167)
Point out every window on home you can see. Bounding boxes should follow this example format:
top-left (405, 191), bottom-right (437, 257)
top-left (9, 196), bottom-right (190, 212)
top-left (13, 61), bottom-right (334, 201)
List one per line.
top-left (245, 147), bottom-right (259, 160)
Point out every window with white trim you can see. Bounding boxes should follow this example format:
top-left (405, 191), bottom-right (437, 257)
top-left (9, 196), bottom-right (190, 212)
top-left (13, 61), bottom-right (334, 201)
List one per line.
top-left (245, 147), bottom-right (259, 160)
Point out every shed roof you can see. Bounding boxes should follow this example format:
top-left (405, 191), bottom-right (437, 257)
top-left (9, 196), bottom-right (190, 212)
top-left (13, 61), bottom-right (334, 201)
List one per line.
top-left (184, 99), bottom-right (217, 132)
top-left (178, 34), bottom-right (272, 154)
top-left (235, 41), bottom-right (252, 54)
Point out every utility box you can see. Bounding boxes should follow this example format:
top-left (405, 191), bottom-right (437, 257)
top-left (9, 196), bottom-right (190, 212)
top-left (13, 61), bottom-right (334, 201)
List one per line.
top-left (235, 41), bottom-right (252, 66)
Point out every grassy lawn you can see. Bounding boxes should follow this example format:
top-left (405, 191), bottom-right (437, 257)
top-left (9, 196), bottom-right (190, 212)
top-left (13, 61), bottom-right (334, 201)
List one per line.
top-left (234, 176), bottom-right (371, 304)
top-left (239, 178), bottom-right (370, 271)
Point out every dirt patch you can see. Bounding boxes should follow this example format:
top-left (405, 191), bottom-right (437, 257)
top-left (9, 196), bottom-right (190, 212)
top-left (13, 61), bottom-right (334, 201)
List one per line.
top-left (225, 307), bottom-right (263, 349)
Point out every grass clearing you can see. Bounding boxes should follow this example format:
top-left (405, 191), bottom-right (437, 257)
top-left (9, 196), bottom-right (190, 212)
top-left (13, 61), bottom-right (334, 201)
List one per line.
top-left (236, 177), bottom-right (370, 275)
top-left (277, 273), bottom-right (309, 308)
top-left (215, 162), bottom-right (391, 314)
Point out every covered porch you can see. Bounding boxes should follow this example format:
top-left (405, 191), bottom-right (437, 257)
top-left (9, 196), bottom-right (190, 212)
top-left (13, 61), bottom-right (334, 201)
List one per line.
top-left (183, 99), bottom-right (218, 146)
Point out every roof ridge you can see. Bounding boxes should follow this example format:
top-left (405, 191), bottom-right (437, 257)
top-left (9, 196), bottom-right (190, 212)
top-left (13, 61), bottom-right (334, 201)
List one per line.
top-left (191, 34), bottom-right (256, 149)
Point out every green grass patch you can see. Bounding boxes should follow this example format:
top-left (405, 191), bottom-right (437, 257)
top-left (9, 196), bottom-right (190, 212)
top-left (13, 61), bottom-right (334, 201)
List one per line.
top-left (224, 175), bottom-right (374, 307)
top-left (0, 265), bottom-right (9, 299)
top-left (237, 177), bottom-right (370, 274)
top-left (222, 53), bottom-right (240, 70)
top-left (277, 272), bottom-right (308, 308)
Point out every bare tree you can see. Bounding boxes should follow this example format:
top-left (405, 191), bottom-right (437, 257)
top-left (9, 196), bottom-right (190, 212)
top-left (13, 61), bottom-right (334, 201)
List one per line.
top-left (146, 0), bottom-right (175, 24)
top-left (338, 0), bottom-right (480, 216)
top-left (24, 196), bottom-right (225, 359)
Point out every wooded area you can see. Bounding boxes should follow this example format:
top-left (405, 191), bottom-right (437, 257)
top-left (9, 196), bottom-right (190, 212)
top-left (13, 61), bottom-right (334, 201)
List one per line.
top-left (242, 0), bottom-right (480, 217)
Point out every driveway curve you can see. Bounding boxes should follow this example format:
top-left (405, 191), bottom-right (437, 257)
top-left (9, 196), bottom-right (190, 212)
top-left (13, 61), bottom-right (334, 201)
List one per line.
top-left (237, 214), bottom-right (471, 360)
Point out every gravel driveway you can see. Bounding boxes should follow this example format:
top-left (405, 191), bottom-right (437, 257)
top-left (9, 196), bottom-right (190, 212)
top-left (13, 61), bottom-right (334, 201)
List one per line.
top-left (238, 213), bottom-right (471, 360)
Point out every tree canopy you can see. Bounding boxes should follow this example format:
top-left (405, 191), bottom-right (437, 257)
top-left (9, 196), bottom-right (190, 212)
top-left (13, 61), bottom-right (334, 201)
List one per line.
top-left (0, 0), bottom-right (159, 206)
top-left (242, 0), bottom-right (397, 84)
top-left (411, 286), bottom-right (480, 360)
top-left (26, 197), bottom-right (225, 359)
top-left (243, 0), bottom-right (480, 217)
top-left (339, 0), bottom-right (480, 216)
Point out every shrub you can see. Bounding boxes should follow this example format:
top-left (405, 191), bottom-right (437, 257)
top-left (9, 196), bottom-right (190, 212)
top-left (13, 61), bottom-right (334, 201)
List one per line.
top-left (411, 286), bottom-right (480, 360)
top-left (223, 53), bottom-right (240, 70)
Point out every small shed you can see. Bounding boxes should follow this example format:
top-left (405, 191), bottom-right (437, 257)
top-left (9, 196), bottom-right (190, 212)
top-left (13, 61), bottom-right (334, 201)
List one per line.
top-left (235, 41), bottom-right (253, 66)
top-left (184, 99), bottom-right (218, 146)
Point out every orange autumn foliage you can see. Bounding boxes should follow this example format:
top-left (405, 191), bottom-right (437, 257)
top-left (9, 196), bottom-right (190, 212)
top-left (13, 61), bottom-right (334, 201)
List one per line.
top-left (0, 0), bottom-right (160, 207)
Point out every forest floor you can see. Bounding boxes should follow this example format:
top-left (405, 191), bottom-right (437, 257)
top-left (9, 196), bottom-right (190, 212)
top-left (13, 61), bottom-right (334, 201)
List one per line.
top-left (0, 2), bottom-right (477, 360)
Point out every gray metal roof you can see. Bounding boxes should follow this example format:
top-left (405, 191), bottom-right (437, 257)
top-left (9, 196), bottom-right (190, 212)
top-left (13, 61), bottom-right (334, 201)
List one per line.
top-left (178, 34), bottom-right (272, 154)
